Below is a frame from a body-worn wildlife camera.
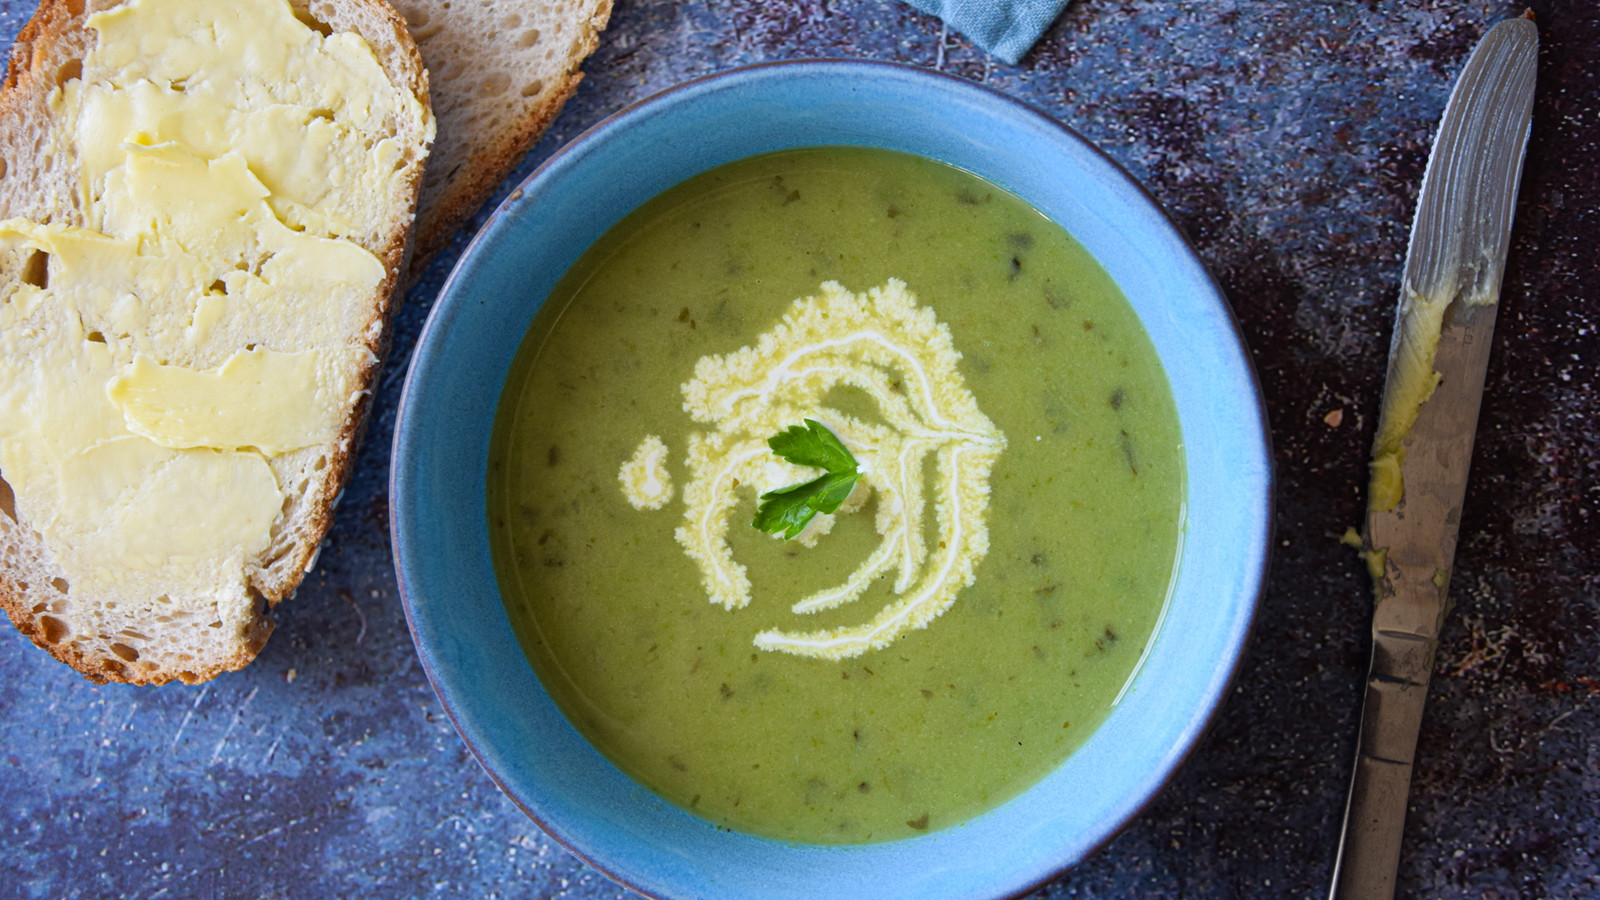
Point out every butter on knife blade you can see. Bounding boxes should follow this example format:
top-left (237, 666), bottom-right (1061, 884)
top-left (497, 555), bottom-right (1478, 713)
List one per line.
top-left (1330, 14), bottom-right (1538, 900)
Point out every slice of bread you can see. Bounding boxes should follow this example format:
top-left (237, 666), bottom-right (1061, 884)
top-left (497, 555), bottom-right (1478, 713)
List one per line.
top-left (389, 0), bottom-right (612, 267)
top-left (0, 0), bottom-right (432, 684)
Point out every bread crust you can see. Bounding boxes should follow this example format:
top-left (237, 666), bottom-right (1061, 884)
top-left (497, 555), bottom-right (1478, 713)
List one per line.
top-left (398, 0), bottom-right (612, 271)
top-left (0, 0), bottom-right (431, 684)
top-left (410, 67), bottom-right (585, 265)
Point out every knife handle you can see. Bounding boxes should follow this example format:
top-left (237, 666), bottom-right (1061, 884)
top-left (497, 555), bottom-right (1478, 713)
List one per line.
top-left (1329, 632), bottom-right (1436, 900)
top-left (1330, 752), bottom-right (1416, 900)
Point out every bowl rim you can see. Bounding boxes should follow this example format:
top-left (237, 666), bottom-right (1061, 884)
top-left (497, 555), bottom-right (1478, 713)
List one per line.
top-left (391, 57), bottom-right (1273, 900)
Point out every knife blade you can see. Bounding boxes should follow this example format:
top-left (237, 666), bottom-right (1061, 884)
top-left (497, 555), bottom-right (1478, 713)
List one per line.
top-left (1329, 15), bottom-right (1538, 900)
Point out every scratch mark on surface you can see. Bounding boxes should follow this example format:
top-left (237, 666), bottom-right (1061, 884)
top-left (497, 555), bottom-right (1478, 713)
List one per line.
top-left (210, 686), bottom-right (259, 766)
top-left (239, 813), bottom-right (312, 848)
top-left (145, 812), bottom-right (311, 898)
top-left (342, 588), bottom-right (368, 646)
top-left (262, 733), bottom-right (282, 767)
top-left (1488, 723), bottom-right (1521, 757)
top-left (169, 683), bottom-right (211, 752)
top-left (1543, 695), bottom-right (1594, 735)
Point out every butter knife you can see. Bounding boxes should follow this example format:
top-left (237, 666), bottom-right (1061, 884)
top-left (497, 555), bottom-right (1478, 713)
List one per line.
top-left (1329, 15), bottom-right (1538, 900)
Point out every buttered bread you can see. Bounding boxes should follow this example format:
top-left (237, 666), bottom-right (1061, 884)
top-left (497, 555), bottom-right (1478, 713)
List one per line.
top-left (0, 0), bottom-right (433, 683)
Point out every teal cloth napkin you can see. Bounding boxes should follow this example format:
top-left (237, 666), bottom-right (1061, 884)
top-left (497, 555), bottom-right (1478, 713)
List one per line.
top-left (904, 0), bottom-right (1070, 64)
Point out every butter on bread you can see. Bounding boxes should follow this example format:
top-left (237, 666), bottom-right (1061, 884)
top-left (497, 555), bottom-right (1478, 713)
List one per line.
top-left (390, 0), bottom-right (612, 268)
top-left (0, 0), bottom-right (433, 684)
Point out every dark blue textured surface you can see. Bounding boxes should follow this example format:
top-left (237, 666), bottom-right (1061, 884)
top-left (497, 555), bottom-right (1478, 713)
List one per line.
top-left (3, 2), bottom-right (1597, 898)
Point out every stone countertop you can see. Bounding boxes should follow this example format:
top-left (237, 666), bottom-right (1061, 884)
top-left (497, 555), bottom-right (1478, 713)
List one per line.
top-left (2, 1), bottom-right (1595, 898)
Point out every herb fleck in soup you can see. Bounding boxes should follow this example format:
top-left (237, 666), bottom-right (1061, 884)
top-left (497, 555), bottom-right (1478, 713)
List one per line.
top-left (489, 147), bottom-right (1184, 844)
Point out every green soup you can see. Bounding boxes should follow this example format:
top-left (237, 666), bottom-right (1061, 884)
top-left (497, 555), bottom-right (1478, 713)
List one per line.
top-left (488, 147), bottom-right (1184, 844)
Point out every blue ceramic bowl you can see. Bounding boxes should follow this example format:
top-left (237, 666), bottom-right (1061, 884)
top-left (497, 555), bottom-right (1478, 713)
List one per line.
top-left (392, 60), bottom-right (1270, 900)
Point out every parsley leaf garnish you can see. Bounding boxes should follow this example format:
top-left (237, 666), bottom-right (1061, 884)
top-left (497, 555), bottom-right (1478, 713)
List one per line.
top-left (752, 419), bottom-right (862, 539)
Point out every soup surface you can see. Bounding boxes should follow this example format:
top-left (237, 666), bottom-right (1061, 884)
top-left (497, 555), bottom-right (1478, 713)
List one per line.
top-left (488, 147), bottom-right (1184, 844)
